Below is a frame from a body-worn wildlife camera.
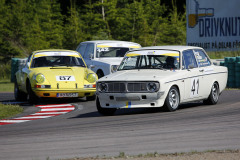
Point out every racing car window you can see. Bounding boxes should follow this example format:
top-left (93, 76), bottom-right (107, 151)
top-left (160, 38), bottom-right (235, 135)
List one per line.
top-left (83, 44), bottom-right (94, 59)
top-left (76, 43), bottom-right (87, 56)
top-left (193, 49), bottom-right (211, 67)
top-left (96, 47), bottom-right (129, 58)
top-left (26, 54), bottom-right (32, 67)
top-left (182, 50), bottom-right (198, 69)
top-left (118, 56), bottom-right (139, 70)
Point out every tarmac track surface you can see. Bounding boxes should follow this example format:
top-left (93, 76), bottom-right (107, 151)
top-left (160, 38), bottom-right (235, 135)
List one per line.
top-left (0, 90), bottom-right (240, 160)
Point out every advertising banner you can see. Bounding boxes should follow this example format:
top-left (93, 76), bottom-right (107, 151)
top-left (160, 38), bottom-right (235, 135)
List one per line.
top-left (186, 0), bottom-right (240, 51)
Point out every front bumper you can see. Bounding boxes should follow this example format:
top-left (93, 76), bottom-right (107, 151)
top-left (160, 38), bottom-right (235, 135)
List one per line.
top-left (96, 91), bottom-right (165, 108)
top-left (33, 88), bottom-right (96, 98)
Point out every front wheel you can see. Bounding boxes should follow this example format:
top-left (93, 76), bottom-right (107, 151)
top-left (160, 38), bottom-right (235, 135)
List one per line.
top-left (204, 82), bottom-right (219, 105)
top-left (96, 97), bottom-right (116, 116)
top-left (163, 86), bottom-right (180, 112)
top-left (27, 81), bottom-right (39, 104)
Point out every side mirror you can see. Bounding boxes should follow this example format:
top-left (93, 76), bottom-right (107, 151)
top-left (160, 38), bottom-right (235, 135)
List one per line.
top-left (89, 65), bottom-right (95, 69)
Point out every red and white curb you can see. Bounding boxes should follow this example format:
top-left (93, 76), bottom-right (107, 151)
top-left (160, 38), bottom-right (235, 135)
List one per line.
top-left (0, 104), bottom-right (75, 126)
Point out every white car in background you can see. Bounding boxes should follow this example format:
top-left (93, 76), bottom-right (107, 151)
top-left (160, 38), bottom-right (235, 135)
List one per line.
top-left (96, 46), bottom-right (228, 115)
top-left (76, 40), bottom-right (141, 78)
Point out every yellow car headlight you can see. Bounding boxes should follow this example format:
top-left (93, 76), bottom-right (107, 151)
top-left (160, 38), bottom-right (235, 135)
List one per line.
top-left (86, 73), bottom-right (97, 83)
top-left (35, 73), bottom-right (45, 83)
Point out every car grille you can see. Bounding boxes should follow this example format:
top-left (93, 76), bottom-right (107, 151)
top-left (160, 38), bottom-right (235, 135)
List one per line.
top-left (108, 82), bottom-right (126, 92)
top-left (127, 83), bottom-right (147, 92)
top-left (105, 82), bottom-right (151, 92)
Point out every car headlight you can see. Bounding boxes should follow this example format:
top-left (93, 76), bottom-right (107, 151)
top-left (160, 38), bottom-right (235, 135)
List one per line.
top-left (111, 65), bottom-right (118, 73)
top-left (97, 82), bottom-right (108, 92)
top-left (86, 73), bottom-right (97, 83)
top-left (35, 73), bottom-right (45, 83)
top-left (147, 82), bottom-right (159, 92)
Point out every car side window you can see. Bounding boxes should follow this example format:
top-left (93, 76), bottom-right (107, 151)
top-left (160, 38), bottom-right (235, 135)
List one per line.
top-left (83, 44), bottom-right (94, 59)
top-left (193, 49), bottom-right (211, 67)
top-left (26, 54), bottom-right (32, 67)
top-left (76, 43), bottom-right (87, 56)
top-left (182, 50), bottom-right (198, 69)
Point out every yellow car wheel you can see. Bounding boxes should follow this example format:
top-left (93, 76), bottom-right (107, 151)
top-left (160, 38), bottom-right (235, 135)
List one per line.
top-left (27, 81), bottom-right (39, 104)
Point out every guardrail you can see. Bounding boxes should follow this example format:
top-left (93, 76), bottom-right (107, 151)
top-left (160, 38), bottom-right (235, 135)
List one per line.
top-left (219, 57), bottom-right (240, 88)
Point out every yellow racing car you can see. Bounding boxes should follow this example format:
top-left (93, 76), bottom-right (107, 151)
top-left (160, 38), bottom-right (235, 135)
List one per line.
top-left (14, 50), bottom-right (97, 104)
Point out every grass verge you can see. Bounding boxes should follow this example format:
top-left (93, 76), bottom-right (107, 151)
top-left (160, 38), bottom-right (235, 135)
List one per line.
top-left (0, 79), bottom-right (14, 92)
top-left (62, 150), bottom-right (240, 160)
top-left (0, 104), bottom-right (23, 119)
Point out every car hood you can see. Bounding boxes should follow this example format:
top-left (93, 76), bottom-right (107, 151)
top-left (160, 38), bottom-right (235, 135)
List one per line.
top-left (99, 69), bottom-right (180, 82)
top-left (94, 57), bottom-right (123, 65)
top-left (31, 67), bottom-right (88, 89)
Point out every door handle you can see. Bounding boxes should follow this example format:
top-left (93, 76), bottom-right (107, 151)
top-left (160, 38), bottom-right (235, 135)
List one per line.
top-left (199, 69), bottom-right (204, 72)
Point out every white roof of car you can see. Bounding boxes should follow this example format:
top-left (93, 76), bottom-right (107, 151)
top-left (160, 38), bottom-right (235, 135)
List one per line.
top-left (131, 45), bottom-right (203, 52)
top-left (81, 40), bottom-right (140, 45)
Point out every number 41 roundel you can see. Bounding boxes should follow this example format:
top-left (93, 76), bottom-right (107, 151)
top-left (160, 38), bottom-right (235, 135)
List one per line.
top-left (190, 77), bottom-right (199, 97)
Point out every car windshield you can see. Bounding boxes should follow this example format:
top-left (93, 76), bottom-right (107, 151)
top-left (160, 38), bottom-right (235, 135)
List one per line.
top-left (118, 55), bottom-right (179, 71)
top-left (96, 47), bottom-right (129, 58)
top-left (31, 56), bottom-right (86, 68)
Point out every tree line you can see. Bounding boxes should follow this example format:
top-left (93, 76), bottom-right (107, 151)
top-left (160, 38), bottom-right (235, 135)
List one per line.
top-left (0, 0), bottom-right (186, 79)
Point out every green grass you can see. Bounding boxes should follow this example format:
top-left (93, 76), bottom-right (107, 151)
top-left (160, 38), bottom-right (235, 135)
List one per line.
top-left (208, 51), bottom-right (240, 59)
top-left (0, 79), bottom-right (14, 92)
top-left (0, 104), bottom-right (23, 119)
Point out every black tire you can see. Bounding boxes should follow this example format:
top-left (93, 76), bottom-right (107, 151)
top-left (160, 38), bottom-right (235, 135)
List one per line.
top-left (27, 81), bottom-right (39, 104)
top-left (14, 81), bottom-right (27, 101)
top-left (97, 70), bottom-right (104, 79)
top-left (86, 94), bottom-right (96, 101)
top-left (204, 82), bottom-right (219, 105)
top-left (163, 86), bottom-right (180, 112)
top-left (96, 97), bottom-right (116, 116)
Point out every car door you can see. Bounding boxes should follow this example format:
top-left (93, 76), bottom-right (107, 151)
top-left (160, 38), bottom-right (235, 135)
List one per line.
top-left (182, 49), bottom-right (203, 101)
top-left (193, 49), bottom-right (213, 98)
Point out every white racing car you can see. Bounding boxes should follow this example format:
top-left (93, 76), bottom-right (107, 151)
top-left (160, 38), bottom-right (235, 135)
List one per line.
top-left (96, 46), bottom-right (228, 115)
top-left (76, 40), bottom-right (141, 78)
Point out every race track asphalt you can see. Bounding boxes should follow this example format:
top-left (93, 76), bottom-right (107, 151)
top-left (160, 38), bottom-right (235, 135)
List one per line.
top-left (0, 90), bottom-right (240, 160)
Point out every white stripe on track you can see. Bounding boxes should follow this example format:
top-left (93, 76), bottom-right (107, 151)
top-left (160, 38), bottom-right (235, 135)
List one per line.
top-left (14, 116), bottom-right (52, 119)
top-left (31, 112), bottom-right (67, 115)
top-left (41, 108), bottom-right (75, 111)
top-left (0, 120), bottom-right (30, 123)
top-left (37, 104), bottom-right (73, 108)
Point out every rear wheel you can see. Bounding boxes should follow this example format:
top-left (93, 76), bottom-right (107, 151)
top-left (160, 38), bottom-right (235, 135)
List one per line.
top-left (96, 97), bottom-right (116, 116)
top-left (14, 80), bottom-right (27, 101)
top-left (163, 86), bottom-right (180, 112)
top-left (27, 81), bottom-right (39, 104)
top-left (204, 82), bottom-right (219, 105)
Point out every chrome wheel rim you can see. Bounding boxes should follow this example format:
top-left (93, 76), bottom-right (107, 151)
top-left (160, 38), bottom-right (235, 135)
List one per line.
top-left (212, 83), bottom-right (219, 102)
top-left (169, 89), bottom-right (179, 109)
